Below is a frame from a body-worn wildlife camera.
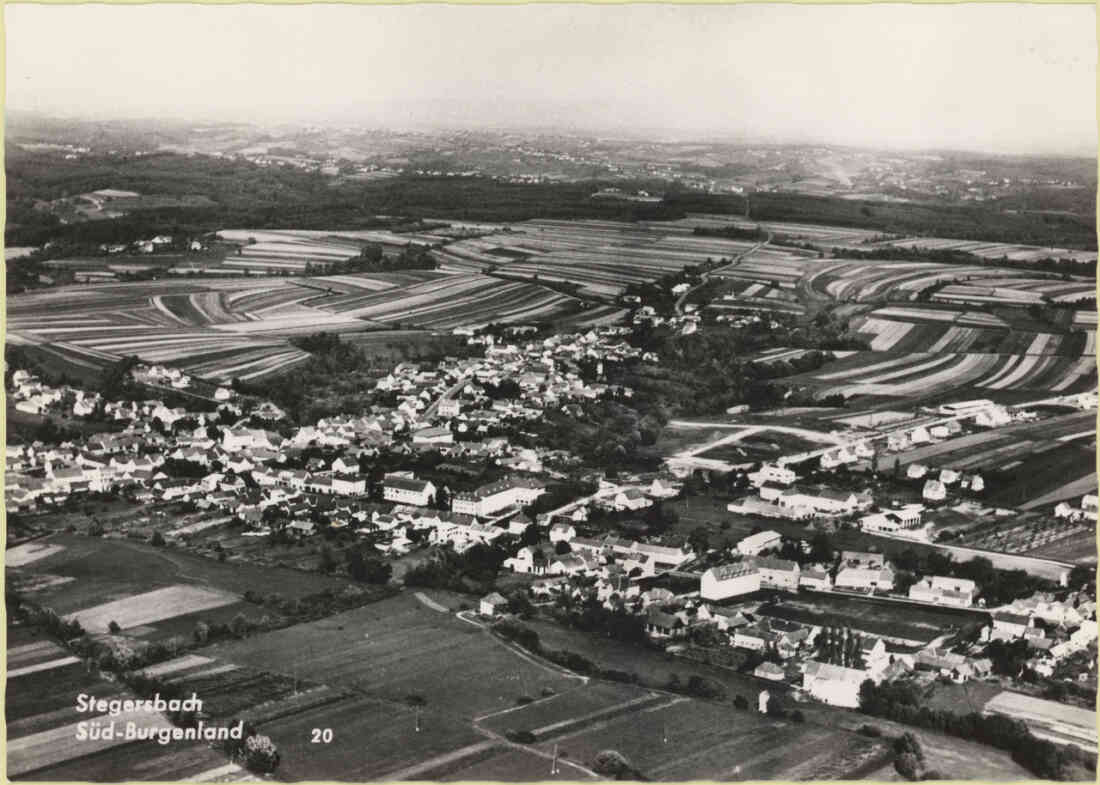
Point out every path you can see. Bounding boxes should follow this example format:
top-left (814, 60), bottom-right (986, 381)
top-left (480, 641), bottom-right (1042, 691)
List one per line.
top-left (413, 591), bottom-right (449, 613)
top-left (673, 231), bottom-right (772, 316)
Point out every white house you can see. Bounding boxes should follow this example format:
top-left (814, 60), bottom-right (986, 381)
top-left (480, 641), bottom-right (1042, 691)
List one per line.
top-left (802, 661), bottom-right (871, 708)
top-left (549, 523), bottom-right (576, 543)
top-left (701, 562), bottom-right (761, 600)
top-left (737, 530), bottom-right (781, 556)
top-left (909, 576), bottom-right (976, 607)
top-left (757, 557), bottom-right (800, 591)
top-left (480, 592), bottom-right (508, 617)
top-left (383, 474), bottom-right (437, 507)
top-left (748, 464), bottom-right (797, 488)
top-left (922, 480), bottom-right (947, 503)
top-left (835, 565), bottom-right (895, 592)
top-left (907, 463), bottom-right (929, 480)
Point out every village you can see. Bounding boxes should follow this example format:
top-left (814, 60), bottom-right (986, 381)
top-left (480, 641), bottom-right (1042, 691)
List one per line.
top-left (6, 321), bottom-right (1097, 755)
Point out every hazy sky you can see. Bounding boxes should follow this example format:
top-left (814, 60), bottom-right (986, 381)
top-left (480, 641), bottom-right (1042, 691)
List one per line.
top-left (5, 3), bottom-right (1096, 155)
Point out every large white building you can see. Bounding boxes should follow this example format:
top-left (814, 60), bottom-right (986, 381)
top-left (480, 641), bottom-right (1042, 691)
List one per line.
top-left (860, 504), bottom-right (924, 535)
top-left (452, 477), bottom-right (546, 518)
top-left (802, 661), bottom-right (872, 708)
top-left (383, 474), bottom-right (437, 506)
top-left (701, 562), bottom-right (761, 600)
top-left (748, 464), bottom-right (797, 488)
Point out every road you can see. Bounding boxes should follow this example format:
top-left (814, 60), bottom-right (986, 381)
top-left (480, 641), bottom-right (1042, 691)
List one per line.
top-left (673, 230), bottom-right (773, 316)
top-left (420, 374), bottom-right (470, 421)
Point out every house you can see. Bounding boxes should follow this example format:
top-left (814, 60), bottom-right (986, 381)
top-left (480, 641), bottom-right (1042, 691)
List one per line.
top-left (754, 662), bottom-right (785, 682)
top-left (990, 611), bottom-right (1032, 640)
top-left (437, 399), bottom-right (461, 418)
top-left (288, 520), bottom-right (316, 537)
top-left (648, 477), bottom-right (680, 498)
top-left (737, 530), bottom-right (781, 556)
top-left (756, 557), bottom-right (800, 591)
top-left (1082, 494), bottom-right (1098, 522)
top-left (549, 554), bottom-right (588, 576)
top-left (922, 480), bottom-right (947, 503)
top-left (907, 463), bottom-right (929, 480)
top-left (861, 504), bottom-right (924, 535)
top-left (505, 546), bottom-right (550, 575)
top-left (748, 464), bottom-right (797, 488)
top-left (802, 661), bottom-right (871, 708)
top-left (549, 523), bottom-right (576, 543)
top-left (644, 607), bottom-right (686, 639)
top-left (332, 456), bottom-right (358, 475)
top-left (909, 426), bottom-right (932, 445)
top-left (412, 426), bottom-right (454, 446)
top-left (701, 561), bottom-right (762, 600)
top-left (733, 625), bottom-right (776, 651)
top-left (508, 513), bottom-right (533, 536)
top-left (480, 592), bottom-right (508, 617)
top-left (835, 565), bottom-right (895, 592)
top-left (612, 487), bottom-right (653, 512)
top-left (800, 568), bottom-right (832, 591)
top-left (383, 474), bottom-right (437, 507)
top-left (909, 576), bottom-right (976, 607)
top-left (332, 475), bottom-right (366, 496)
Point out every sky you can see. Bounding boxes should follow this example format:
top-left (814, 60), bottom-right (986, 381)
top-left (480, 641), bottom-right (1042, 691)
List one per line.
top-left (5, 3), bottom-right (1097, 156)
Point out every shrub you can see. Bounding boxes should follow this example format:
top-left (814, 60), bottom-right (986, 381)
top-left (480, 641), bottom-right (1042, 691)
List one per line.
top-left (150, 530), bottom-right (165, 547)
top-left (895, 752), bottom-right (922, 781)
top-left (733, 695), bottom-right (749, 710)
top-left (790, 709), bottom-right (805, 723)
top-left (230, 613), bottom-right (250, 638)
top-left (108, 620), bottom-right (121, 634)
top-left (505, 729), bottom-right (536, 743)
top-left (193, 622), bottom-right (210, 644)
top-left (857, 724), bottom-right (883, 738)
top-left (242, 734), bottom-right (280, 773)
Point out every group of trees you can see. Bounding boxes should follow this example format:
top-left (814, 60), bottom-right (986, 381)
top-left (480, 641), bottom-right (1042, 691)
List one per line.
top-left (816, 626), bottom-right (865, 669)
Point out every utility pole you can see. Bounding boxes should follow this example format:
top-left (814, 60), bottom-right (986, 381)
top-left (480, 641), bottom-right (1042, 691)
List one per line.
top-left (551, 744), bottom-right (559, 775)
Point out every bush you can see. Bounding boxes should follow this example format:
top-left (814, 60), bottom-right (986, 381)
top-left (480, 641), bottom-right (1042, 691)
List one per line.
top-left (193, 621), bottom-right (210, 644)
top-left (230, 613), bottom-right (250, 638)
top-left (733, 695), bottom-right (749, 710)
top-left (592, 750), bottom-right (633, 778)
top-left (150, 530), bottom-right (165, 547)
top-left (790, 709), bottom-right (805, 723)
top-left (505, 729), bottom-right (536, 743)
top-left (895, 753), bottom-right (922, 781)
top-left (108, 620), bottom-right (121, 634)
top-left (516, 696), bottom-right (534, 705)
top-left (242, 734), bottom-right (280, 773)
top-left (858, 724), bottom-right (883, 738)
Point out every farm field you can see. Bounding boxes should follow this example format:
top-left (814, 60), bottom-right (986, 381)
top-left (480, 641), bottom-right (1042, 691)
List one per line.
top-left (529, 693), bottom-right (888, 781)
top-left (794, 350), bottom-right (1096, 399)
top-left (317, 272), bottom-right (585, 328)
top-left (435, 219), bottom-right (763, 297)
top-left (209, 593), bottom-right (582, 719)
top-left (6, 631), bottom-right (237, 782)
top-left (871, 236), bottom-right (1098, 265)
top-left (7, 533), bottom-right (356, 615)
top-left (757, 594), bottom-right (988, 645)
top-left (65, 584), bottom-right (240, 633)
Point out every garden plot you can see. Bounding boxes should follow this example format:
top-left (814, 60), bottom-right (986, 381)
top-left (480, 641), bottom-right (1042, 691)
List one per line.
top-left (6, 542), bottom-right (66, 567)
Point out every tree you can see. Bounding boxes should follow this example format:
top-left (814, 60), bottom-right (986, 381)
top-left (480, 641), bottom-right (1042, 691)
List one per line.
top-left (230, 613), bottom-right (250, 638)
top-left (895, 752), bottom-right (922, 781)
top-left (554, 540), bottom-right (572, 555)
top-left (318, 544), bottom-right (338, 574)
top-left (346, 546), bottom-right (392, 584)
top-left (733, 694), bottom-right (749, 710)
top-left (150, 530), bottom-right (165, 547)
top-left (688, 526), bottom-right (710, 554)
top-left (108, 620), bottom-right (121, 634)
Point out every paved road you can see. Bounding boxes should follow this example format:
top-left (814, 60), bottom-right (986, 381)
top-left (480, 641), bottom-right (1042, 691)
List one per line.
top-left (673, 231), bottom-right (772, 316)
top-left (420, 374), bottom-right (470, 421)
